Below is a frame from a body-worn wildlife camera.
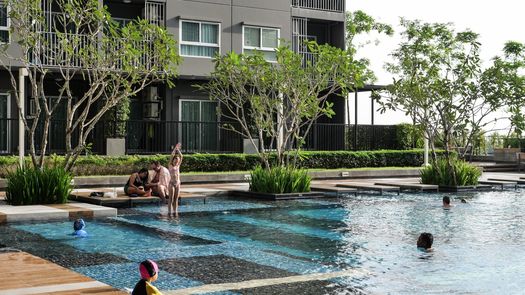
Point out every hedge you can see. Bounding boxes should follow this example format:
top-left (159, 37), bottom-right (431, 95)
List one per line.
top-left (0, 149), bottom-right (445, 177)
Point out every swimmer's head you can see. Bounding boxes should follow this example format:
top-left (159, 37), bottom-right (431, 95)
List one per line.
top-left (417, 232), bottom-right (433, 250)
top-left (139, 259), bottom-right (159, 281)
top-left (442, 196), bottom-right (450, 206)
top-left (73, 219), bottom-right (85, 231)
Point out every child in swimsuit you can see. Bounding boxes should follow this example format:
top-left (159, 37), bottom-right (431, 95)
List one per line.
top-left (168, 143), bottom-right (183, 216)
top-left (131, 259), bottom-right (163, 295)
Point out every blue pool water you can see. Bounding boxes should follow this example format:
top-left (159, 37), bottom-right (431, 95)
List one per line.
top-left (3, 191), bottom-right (525, 294)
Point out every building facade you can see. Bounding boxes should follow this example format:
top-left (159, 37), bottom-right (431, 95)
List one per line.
top-left (0, 0), bottom-right (347, 155)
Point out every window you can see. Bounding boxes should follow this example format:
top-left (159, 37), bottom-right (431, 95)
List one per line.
top-left (243, 26), bottom-right (279, 62)
top-left (180, 20), bottom-right (220, 58)
top-left (0, 1), bottom-right (9, 43)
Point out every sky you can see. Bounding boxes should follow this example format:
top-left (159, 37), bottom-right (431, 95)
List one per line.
top-left (346, 0), bottom-right (524, 129)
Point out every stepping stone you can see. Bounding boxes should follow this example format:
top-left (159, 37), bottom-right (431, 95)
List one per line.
top-left (478, 180), bottom-right (518, 190)
top-left (488, 178), bottom-right (525, 185)
top-left (374, 182), bottom-right (439, 192)
top-left (336, 183), bottom-right (400, 195)
top-left (311, 185), bottom-right (357, 196)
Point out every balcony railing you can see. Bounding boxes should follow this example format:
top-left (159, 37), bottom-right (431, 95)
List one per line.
top-left (291, 0), bottom-right (344, 13)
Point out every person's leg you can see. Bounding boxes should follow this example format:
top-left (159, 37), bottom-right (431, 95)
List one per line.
top-left (157, 185), bottom-right (167, 203)
top-left (168, 185), bottom-right (174, 215)
top-left (174, 184), bottom-right (180, 217)
top-left (129, 186), bottom-right (152, 197)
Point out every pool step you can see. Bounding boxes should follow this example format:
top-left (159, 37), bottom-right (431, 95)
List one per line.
top-left (311, 185), bottom-right (357, 196)
top-left (478, 180), bottom-right (518, 190)
top-left (336, 183), bottom-right (400, 195)
top-left (488, 178), bottom-right (525, 185)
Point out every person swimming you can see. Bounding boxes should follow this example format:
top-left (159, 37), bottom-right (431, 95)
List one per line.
top-left (417, 232), bottom-right (433, 251)
top-left (72, 218), bottom-right (88, 238)
top-left (443, 196), bottom-right (451, 209)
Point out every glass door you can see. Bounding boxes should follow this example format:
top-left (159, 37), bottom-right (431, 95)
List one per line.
top-left (180, 100), bottom-right (217, 152)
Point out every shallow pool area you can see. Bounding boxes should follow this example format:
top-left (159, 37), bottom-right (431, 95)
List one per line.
top-left (2, 190), bottom-right (525, 294)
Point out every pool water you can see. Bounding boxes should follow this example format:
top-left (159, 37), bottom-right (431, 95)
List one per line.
top-left (2, 191), bottom-right (525, 294)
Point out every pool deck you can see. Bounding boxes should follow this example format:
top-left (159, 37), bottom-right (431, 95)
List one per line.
top-left (0, 251), bottom-right (125, 295)
top-left (0, 193), bottom-right (116, 224)
top-left (1, 171), bottom-right (525, 224)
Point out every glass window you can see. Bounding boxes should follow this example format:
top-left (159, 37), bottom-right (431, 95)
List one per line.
top-left (0, 1), bottom-right (9, 43)
top-left (244, 27), bottom-right (260, 47)
top-left (180, 20), bottom-right (220, 58)
top-left (262, 29), bottom-right (278, 48)
top-left (243, 26), bottom-right (279, 61)
top-left (181, 21), bottom-right (199, 42)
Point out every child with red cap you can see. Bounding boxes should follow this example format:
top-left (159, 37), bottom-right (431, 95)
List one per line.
top-left (132, 259), bottom-right (163, 295)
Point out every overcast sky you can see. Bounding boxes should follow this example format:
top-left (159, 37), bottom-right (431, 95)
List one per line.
top-left (346, 0), bottom-right (524, 128)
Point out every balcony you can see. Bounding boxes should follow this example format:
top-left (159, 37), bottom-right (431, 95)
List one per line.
top-left (291, 0), bottom-right (344, 13)
top-left (30, 0), bottom-right (165, 69)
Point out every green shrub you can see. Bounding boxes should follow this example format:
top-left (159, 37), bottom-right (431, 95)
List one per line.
top-left (420, 159), bottom-right (481, 186)
top-left (250, 166), bottom-right (311, 194)
top-left (0, 149), bottom-right (447, 177)
top-left (395, 123), bottom-right (424, 149)
top-left (6, 167), bottom-right (73, 205)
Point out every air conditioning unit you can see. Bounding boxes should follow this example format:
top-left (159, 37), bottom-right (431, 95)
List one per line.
top-left (143, 101), bottom-right (160, 119)
top-left (144, 86), bottom-right (159, 102)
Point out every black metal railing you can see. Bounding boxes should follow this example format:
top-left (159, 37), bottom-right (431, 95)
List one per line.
top-left (0, 118), bottom-right (399, 155)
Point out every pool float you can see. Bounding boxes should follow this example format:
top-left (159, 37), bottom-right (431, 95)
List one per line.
top-left (72, 218), bottom-right (88, 238)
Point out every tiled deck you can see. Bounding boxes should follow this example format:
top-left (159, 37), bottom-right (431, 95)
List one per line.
top-left (0, 251), bottom-right (125, 295)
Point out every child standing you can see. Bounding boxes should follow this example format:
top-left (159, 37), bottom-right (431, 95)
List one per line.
top-left (132, 259), bottom-right (163, 295)
top-left (168, 143), bottom-right (183, 217)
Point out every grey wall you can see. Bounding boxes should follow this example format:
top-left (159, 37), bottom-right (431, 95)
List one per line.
top-left (167, 0), bottom-right (292, 78)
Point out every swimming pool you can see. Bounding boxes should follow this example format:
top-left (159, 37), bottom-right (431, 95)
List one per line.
top-left (2, 191), bottom-right (525, 294)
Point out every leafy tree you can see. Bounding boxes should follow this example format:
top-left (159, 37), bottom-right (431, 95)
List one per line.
top-left (0, 0), bottom-right (181, 171)
top-left (197, 42), bottom-right (365, 169)
top-left (483, 41), bottom-right (525, 136)
top-left (377, 19), bottom-right (503, 185)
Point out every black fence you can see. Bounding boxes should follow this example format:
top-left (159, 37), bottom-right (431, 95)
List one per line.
top-left (0, 118), bottom-right (399, 155)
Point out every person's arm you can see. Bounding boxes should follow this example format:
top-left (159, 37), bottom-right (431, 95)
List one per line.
top-left (176, 148), bottom-right (183, 163)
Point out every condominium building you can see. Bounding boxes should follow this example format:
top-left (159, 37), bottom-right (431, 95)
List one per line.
top-left (0, 0), bottom-right (346, 155)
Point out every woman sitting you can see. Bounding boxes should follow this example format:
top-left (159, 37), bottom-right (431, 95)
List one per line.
top-left (124, 168), bottom-right (152, 197)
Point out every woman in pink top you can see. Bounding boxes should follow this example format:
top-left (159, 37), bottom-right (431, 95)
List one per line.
top-left (168, 143), bottom-right (183, 216)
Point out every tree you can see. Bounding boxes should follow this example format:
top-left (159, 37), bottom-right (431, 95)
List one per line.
top-left (483, 41), bottom-right (525, 137)
top-left (377, 19), bottom-right (503, 185)
top-left (0, 0), bottom-right (181, 171)
top-left (197, 43), bottom-right (365, 169)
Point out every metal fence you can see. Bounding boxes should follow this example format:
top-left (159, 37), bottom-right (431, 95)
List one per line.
top-left (0, 118), bottom-right (399, 155)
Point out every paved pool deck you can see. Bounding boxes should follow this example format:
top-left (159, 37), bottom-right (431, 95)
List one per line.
top-left (0, 251), bottom-right (125, 295)
top-left (0, 193), bottom-right (117, 224)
